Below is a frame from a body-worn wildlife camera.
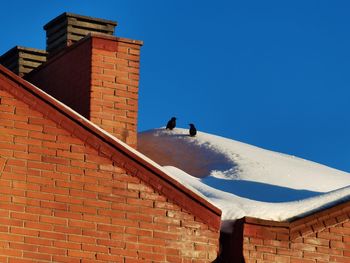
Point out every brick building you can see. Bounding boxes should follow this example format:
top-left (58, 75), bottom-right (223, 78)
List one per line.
top-left (0, 13), bottom-right (220, 262)
top-left (1, 12), bottom-right (350, 263)
top-left (217, 200), bottom-right (350, 262)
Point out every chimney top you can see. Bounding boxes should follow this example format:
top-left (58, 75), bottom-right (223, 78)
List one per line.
top-left (43, 12), bottom-right (117, 31)
top-left (44, 12), bottom-right (117, 56)
top-left (0, 46), bottom-right (47, 77)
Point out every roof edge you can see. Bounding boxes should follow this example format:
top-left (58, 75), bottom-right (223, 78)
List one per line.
top-left (242, 198), bottom-right (350, 239)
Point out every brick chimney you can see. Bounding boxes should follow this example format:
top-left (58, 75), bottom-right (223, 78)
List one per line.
top-left (26, 13), bottom-right (142, 148)
top-left (44, 12), bottom-right (117, 57)
top-left (0, 46), bottom-right (47, 77)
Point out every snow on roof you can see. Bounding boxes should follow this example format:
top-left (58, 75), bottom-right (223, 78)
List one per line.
top-left (138, 128), bottom-right (350, 222)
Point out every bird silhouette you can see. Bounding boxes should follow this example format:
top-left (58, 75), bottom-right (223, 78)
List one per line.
top-left (166, 117), bottom-right (177, 130)
top-left (189, 123), bottom-right (197, 137)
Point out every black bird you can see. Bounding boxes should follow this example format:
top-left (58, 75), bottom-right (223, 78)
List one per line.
top-left (189, 123), bottom-right (197, 137)
top-left (166, 117), bottom-right (177, 130)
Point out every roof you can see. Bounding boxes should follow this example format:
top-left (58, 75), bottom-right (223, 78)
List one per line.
top-left (138, 128), bottom-right (350, 223)
top-left (0, 64), bottom-right (222, 230)
top-left (241, 197), bottom-right (350, 240)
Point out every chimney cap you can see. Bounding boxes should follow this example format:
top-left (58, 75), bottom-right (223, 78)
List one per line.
top-left (0, 46), bottom-right (47, 76)
top-left (1, 46), bottom-right (47, 57)
top-left (44, 12), bottom-right (117, 30)
top-left (44, 12), bottom-right (118, 56)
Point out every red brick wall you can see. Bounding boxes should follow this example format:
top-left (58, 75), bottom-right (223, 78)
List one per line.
top-left (90, 36), bottom-right (140, 148)
top-left (239, 206), bottom-right (350, 263)
top-left (242, 220), bottom-right (293, 263)
top-left (0, 86), bottom-right (219, 262)
top-left (26, 34), bottom-right (141, 148)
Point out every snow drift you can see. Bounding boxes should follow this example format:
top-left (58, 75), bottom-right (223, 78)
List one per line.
top-left (138, 128), bottom-right (350, 222)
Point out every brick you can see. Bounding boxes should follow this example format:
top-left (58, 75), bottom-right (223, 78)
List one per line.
top-left (96, 239), bottom-right (124, 248)
top-left (329, 256), bottom-right (350, 262)
top-left (41, 186), bottom-right (69, 196)
top-left (82, 229), bottom-right (109, 239)
top-left (96, 253), bottom-right (123, 261)
top-left (83, 199), bottom-right (110, 209)
top-left (97, 224), bottom-right (124, 233)
top-left (39, 231), bottom-right (66, 240)
top-left (263, 239), bottom-right (289, 248)
top-left (24, 221), bottom-right (53, 231)
top-left (84, 184), bottom-right (111, 193)
top-left (9, 242), bottom-right (37, 252)
top-left (53, 240), bottom-right (80, 250)
top-left (82, 244), bottom-right (108, 253)
top-left (26, 175), bottom-right (54, 186)
top-left (28, 145), bottom-right (55, 156)
top-left (24, 237), bottom-right (52, 246)
top-left (56, 167), bottom-right (83, 177)
top-left (291, 242), bottom-right (316, 252)
top-left (127, 198), bottom-right (154, 207)
top-left (0, 248), bottom-right (22, 257)
top-left (40, 201), bottom-right (68, 211)
top-left (68, 235), bottom-right (96, 244)
top-left (10, 227), bottom-right (39, 237)
top-left (39, 216), bottom-right (67, 225)
top-left (110, 247), bottom-right (138, 258)
top-left (38, 246), bottom-right (66, 255)
top-left (55, 180), bottom-right (84, 190)
top-left (54, 211), bottom-right (82, 221)
top-left (0, 203), bottom-right (25, 212)
top-left (27, 161), bottom-right (55, 171)
top-left (52, 255), bottom-right (80, 263)
top-left (304, 237), bottom-right (329, 247)
top-left (68, 219), bottom-right (95, 229)
top-left (127, 213), bottom-right (153, 223)
top-left (42, 156), bottom-right (69, 165)
top-left (23, 251), bottom-right (51, 261)
top-left (330, 226), bottom-right (350, 235)
top-left (303, 251), bottom-right (329, 260)
top-left (330, 240), bottom-right (350, 249)
top-left (25, 206), bottom-right (52, 216)
top-left (10, 212), bottom-right (39, 221)
top-left (317, 246), bottom-right (342, 255)
top-left (290, 258), bottom-right (315, 263)
top-left (68, 250), bottom-right (95, 259)
top-left (0, 186), bottom-right (25, 197)
top-left (317, 231), bottom-right (343, 241)
top-left (29, 131), bottom-right (56, 141)
top-left (69, 190), bottom-right (96, 200)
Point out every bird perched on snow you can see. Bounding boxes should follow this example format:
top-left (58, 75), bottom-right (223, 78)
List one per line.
top-left (189, 123), bottom-right (197, 137)
top-left (166, 117), bottom-right (177, 130)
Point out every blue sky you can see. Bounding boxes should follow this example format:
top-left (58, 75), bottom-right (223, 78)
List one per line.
top-left (1, 1), bottom-right (350, 172)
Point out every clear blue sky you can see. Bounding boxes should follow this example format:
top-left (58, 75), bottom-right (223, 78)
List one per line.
top-left (1, 1), bottom-right (350, 172)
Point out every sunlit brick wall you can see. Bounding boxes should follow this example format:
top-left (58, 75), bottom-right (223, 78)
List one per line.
top-left (90, 36), bottom-right (140, 148)
top-left (240, 206), bottom-right (350, 263)
top-left (0, 83), bottom-right (219, 262)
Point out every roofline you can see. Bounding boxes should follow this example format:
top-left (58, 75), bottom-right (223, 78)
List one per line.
top-left (241, 198), bottom-right (350, 239)
top-left (0, 64), bottom-right (222, 230)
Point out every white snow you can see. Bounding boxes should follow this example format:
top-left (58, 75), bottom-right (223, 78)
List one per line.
top-left (138, 128), bottom-right (350, 222)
